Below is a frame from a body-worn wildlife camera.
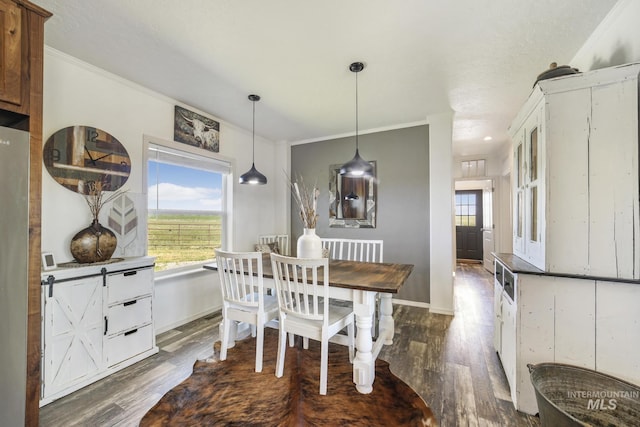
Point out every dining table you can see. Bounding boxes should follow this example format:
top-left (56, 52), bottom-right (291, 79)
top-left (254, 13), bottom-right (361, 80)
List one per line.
top-left (203, 253), bottom-right (414, 394)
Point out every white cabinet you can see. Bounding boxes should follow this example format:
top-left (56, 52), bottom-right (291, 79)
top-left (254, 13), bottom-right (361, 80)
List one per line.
top-left (595, 281), bottom-right (640, 385)
top-left (40, 257), bottom-right (157, 405)
top-left (41, 276), bottom-right (104, 400)
top-left (492, 254), bottom-right (640, 416)
top-left (509, 63), bottom-right (640, 279)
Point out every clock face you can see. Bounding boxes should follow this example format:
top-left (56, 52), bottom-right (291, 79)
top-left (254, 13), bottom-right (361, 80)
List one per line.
top-left (43, 126), bottom-right (131, 194)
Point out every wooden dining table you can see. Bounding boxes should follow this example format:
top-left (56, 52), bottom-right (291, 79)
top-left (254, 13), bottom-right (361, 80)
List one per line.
top-left (204, 253), bottom-right (414, 394)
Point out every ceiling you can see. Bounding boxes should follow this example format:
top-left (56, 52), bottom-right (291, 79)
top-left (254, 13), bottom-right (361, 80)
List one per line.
top-left (33, 0), bottom-right (618, 157)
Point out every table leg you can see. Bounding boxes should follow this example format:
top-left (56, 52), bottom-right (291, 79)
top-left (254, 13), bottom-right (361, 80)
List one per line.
top-left (352, 290), bottom-right (376, 394)
top-left (379, 293), bottom-right (394, 345)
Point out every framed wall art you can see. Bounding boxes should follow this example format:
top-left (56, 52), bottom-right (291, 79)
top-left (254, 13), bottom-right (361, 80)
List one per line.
top-left (174, 105), bottom-right (220, 152)
top-left (329, 161), bottom-right (377, 228)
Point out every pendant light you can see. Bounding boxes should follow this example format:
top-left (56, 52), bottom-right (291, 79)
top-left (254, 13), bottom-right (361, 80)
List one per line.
top-left (340, 62), bottom-right (374, 177)
top-left (239, 94), bottom-right (268, 185)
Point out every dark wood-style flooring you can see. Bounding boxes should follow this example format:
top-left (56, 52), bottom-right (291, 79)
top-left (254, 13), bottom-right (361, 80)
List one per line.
top-left (39, 262), bottom-right (540, 426)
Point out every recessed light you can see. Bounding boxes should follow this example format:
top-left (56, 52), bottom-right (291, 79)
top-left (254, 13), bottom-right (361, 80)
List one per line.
top-left (483, 136), bottom-right (493, 141)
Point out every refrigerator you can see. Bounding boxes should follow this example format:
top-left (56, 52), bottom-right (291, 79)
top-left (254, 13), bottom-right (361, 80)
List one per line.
top-left (0, 125), bottom-right (30, 426)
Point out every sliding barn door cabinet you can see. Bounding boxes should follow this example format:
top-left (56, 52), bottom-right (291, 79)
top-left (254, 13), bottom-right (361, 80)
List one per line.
top-left (40, 257), bottom-right (158, 405)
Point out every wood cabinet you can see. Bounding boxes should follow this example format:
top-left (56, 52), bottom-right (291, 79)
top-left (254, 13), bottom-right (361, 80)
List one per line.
top-left (509, 63), bottom-right (640, 279)
top-left (0, 1), bottom-right (51, 425)
top-left (0, 0), bottom-right (23, 106)
top-left (40, 257), bottom-right (158, 406)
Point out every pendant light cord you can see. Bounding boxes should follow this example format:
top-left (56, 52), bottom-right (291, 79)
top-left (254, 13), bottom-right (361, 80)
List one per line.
top-left (355, 69), bottom-right (359, 151)
top-left (252, 100), bottom-right (256, 163)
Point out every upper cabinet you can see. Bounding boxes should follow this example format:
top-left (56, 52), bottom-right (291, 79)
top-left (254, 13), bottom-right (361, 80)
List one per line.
top-left (509, 63), bottom-right (640, 280)
top-left (0, 0), bottom-right (50, 117)
top-left (0, 0), bottom-right (23, 107)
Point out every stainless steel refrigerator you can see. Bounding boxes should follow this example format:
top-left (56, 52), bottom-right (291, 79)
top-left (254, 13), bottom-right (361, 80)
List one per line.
top-left (0, 125), bottom-right (30, 426)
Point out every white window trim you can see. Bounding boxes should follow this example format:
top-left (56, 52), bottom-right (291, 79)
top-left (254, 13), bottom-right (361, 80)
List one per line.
top-left (143, 134), bottom-right (234, 278)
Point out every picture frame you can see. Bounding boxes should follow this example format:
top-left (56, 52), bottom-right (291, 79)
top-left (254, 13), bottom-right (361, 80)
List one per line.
top-left (41, 252), bottom-right (57, 271)
top-left (174, 105), bottom-right (220, 152)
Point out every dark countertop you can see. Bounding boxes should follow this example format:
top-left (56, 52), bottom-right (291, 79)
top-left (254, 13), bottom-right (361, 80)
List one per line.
top-left (492, 253), bottom-right (544, 274)
top-left (492, 252), bottom-right (640, 284)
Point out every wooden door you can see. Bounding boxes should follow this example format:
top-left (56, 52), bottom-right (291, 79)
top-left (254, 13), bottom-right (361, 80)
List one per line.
top-left (455, 190), bottom-right (483, 260)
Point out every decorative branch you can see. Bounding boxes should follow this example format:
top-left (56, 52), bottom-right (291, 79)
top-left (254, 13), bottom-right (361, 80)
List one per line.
top-left (287, 173), bottom-right (319, 229)
top-left (82, 179), bottom-right (125, 222)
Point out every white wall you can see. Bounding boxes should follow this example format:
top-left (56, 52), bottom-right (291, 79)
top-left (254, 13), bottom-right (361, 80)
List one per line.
top-left (571, 0), bottom-right (640, 72)
top-left (428, 112), bottom-right (454, 315)
top-left (42, 48), bottom-right (284, 332)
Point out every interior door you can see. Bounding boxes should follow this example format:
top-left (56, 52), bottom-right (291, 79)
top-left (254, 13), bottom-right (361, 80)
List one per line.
top-left (455, 190), bottom-right (483, 260)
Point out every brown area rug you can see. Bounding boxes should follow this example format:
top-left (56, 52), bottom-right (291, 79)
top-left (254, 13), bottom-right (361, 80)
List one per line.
top-left (141, 328), bottom-right (437, 426)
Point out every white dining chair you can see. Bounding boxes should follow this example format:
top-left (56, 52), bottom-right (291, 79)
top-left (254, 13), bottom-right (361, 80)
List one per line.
top-left (320, 238), bottom-right (383, 262)
top-left (258, 234), bottom-right (290, 256)
top-left (270, 253), bottom-right (354, 395)
top-left (320, 238), bottom-right (384, 337)
top-left (215, 249), bottom-right (279, 373)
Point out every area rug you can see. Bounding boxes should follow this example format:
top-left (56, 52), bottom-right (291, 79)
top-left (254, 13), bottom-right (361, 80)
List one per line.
top-left (141, 328), bottom-right (437, 426)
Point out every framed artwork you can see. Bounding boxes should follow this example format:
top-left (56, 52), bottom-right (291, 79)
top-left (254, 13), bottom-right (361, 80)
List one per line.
top-left (103, 192), bottom-right (147, 257)
top-left (174, 105), bottom-right (220, 152)
top-left (329, 161), bottom-right (377, 228)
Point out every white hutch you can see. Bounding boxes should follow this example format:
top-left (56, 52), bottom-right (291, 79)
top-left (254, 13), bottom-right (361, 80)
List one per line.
top-left (494, 63), bottom-right (640, 414)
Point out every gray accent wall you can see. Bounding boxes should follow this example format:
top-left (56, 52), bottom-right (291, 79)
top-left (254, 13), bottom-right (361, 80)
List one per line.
top-left (291, 125), bottom-right (430, 303)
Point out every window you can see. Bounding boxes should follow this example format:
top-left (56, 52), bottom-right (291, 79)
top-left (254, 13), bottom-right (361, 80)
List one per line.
top-left (455, 192), bottom-right (477, 227)
top-left (145, 138), bottom-right (231, 272)
top-left (461, 159), bottom-right (486, 178)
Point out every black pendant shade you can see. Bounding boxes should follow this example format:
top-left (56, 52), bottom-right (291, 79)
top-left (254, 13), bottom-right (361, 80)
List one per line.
top-left (239, 163), bottom-right (268, 185)
top-left (239, 94), bottom-right (267, 185)
top-left (340, 62), bottom-right (373, 178)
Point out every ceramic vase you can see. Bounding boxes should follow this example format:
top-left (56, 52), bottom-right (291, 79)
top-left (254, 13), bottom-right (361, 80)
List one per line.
top-left (70, 219), bottom-right (117, 263)
top-left (297, 228), bottom-right (322, 258)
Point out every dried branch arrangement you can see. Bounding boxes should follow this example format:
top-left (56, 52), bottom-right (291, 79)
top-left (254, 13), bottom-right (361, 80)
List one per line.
top-left (288, 174), bottom-right (320, 229)
top-left (82, 180), bottom-right (125, 222)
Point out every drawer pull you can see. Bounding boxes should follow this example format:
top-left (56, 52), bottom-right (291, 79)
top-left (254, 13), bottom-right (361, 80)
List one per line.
top-left (124, 271), bottom-right (138, 277)
top-left (124, 329), bottom-right (138, 336)
top-left (123, 300), bottom-right (137, 306)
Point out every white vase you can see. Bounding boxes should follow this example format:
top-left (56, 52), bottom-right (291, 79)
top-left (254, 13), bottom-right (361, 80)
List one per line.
top-left (297, 228), bottom-right (322, 258)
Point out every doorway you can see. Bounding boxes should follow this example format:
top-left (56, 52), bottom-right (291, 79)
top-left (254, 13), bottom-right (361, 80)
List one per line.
top-left (455, 189), bottom-right (483, 261)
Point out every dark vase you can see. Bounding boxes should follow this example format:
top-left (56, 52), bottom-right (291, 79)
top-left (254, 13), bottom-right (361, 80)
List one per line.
top-left (70, 219), bottom-right (117, 263)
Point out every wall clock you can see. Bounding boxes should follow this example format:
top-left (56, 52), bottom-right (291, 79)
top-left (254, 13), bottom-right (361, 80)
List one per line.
top-left (43, 126), bottom-right (131, 194)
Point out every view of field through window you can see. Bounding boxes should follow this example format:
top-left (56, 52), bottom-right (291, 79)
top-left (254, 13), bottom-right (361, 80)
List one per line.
top-left (147, 158), bottom-right (224, 271)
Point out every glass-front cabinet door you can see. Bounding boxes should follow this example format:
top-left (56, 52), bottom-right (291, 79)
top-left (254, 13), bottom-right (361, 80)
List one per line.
top-left (512, 102), bottom-right (545, 269)
top-left (513, 136), bottom-right (525, 255)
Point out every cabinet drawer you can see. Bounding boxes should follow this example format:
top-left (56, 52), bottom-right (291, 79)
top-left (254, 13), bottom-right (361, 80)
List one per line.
top-left (107, 267), bottom-right (153, 304)
top-left (106, 324), bottom-right (153, 367)
top-left (106, 296), bottom-right (152, 336)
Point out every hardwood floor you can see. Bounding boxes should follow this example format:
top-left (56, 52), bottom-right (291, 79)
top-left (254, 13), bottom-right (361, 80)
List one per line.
top-left (39, 262), bottom-right (540, 426)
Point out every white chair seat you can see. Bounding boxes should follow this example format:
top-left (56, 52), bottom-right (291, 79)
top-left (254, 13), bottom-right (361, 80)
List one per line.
top-left (282, 304), bottom-right (353, 339)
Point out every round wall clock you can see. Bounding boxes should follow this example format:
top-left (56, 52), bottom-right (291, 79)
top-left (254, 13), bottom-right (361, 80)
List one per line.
top-left (43, 126), bottom-right (131, 194)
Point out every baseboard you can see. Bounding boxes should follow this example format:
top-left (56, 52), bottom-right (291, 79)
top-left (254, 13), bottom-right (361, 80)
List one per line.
top-left (392, 298), bottom-right (430, 309)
